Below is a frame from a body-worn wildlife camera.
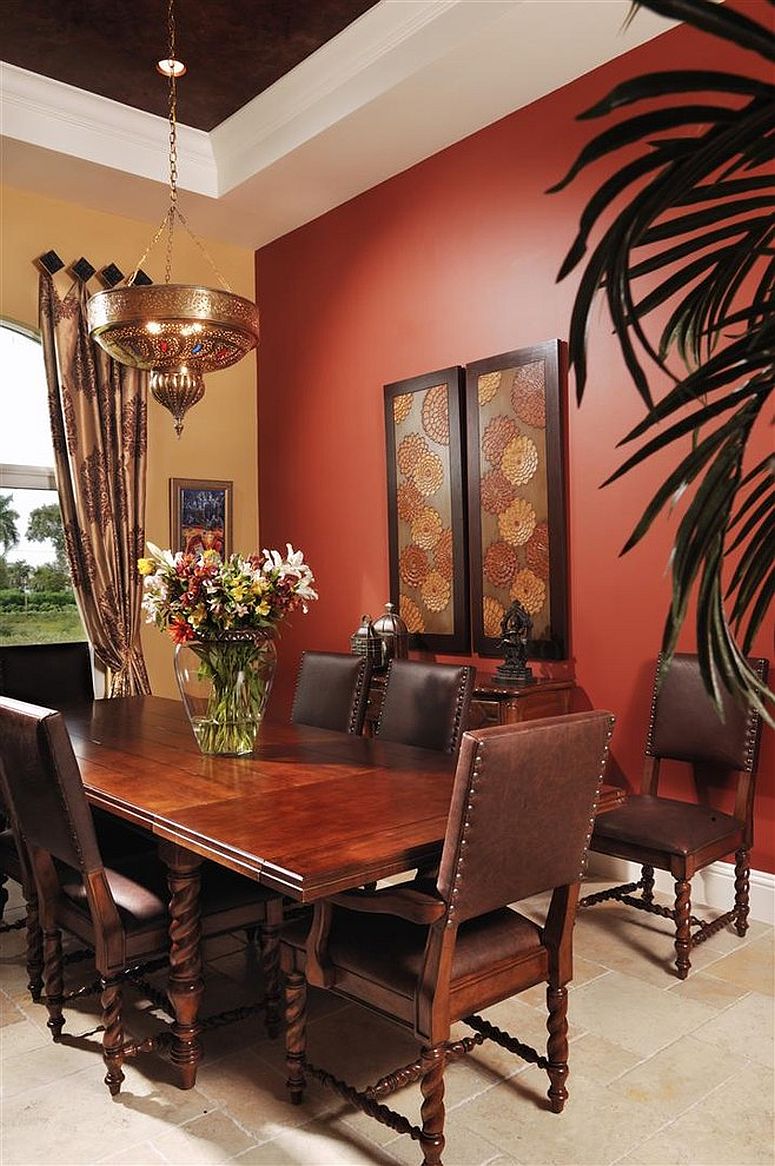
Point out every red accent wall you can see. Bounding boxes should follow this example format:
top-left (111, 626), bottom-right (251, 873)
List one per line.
top-left (256, 5), bottom-right (773, 872)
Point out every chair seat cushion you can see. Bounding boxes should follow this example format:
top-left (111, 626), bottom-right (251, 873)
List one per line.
top-left (284, 905), bottom-right (542, 1017)
top-left (592, 794), bottom-right (744, 858)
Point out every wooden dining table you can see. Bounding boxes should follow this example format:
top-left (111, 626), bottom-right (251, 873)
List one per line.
top-left (62, 695), bottom-right (625, 1087)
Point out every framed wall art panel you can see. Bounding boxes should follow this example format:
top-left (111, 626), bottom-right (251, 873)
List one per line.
top-left (465, 340), bottom-right (569, 659)
top-left (170, 478), bottom-right (232, 558)
top-left (384, 366), bottom-right (469, 653)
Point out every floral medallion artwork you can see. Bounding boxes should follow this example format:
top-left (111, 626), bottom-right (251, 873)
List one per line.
top-left (139, 543), bottom-right (317, 754)
top-left (465, 341), bottom-right (568, 658)
top-left (384, 367), bottom-right (469, 653)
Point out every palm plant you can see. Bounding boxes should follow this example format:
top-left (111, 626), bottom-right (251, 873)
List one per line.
top-left (550, 0), bottom-right (774, 716)
top-left (0, 493), bottom-right (20, 556)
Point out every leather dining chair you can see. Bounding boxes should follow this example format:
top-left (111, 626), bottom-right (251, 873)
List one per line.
top-left (281, 710), bottom-right (615, 1166)
top-left (0, 695), bottom-right (285, 1096)
top-left (582, 652), bottom-right (769, 979)
top-left (374, 659), bottom-right (475, 756)
top-left (291, 651), bottom-right (372, 734)
top-left (0, 642), bottom-right (152, 995)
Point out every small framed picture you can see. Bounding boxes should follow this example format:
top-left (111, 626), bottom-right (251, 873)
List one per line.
top-left (170, 478), bottom-right (232, 558)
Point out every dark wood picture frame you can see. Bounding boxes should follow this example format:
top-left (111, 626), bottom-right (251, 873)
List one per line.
top-left (384, 366), bottom-right (469, 653)
top-left (465, 340), bottom-right (569, 659)
top-left (170, 478), bottom-right (233, 558)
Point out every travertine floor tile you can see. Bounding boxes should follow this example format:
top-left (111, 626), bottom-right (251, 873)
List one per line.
top-left (233, 1115), bottom-right (401, 1164)
top-left (665, 969), bottom-right (750, 1010)
top-left (698, 932), bottom-right (775, 995)
top-left (607, 1033), bottom-right (749, 1118)
top-left (691, 991), bottom-right (774, 1068)
top-left (97, 1141), bottom-right (167, 1164)
top-left (617, 1060), bottom-right (775, 1165)
top-left (568, 971), bottom-right (716, 1057)
top-left (149, 1109), bottom-right (259, 1163)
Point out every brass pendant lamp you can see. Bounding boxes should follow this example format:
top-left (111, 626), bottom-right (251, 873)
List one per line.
top-left (87, 0), bottom-right (259, 437)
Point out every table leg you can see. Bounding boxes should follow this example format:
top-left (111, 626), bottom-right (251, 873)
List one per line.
top-left (159, 840), bottom-right (204, 1089)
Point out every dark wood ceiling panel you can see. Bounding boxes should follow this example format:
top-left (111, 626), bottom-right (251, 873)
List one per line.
top-left (1, 0), bottom-right (379, 131)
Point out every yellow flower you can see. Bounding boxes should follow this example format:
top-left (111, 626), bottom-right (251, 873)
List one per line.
top-left (202, 549), bottom-right (220, 565)
top-left (137, 558), bottom-right (155, 576)
top-left (190, 604), bottom-right (208, 626)
top-left (257, 599), bottom-right (271, 616)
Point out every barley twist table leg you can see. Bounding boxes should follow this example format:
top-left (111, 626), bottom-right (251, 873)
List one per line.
top-left (25, 893), bottom-right (44, 1002)
top-left (284, 969), bottom-right (307, 1104)
top-left (160, 841), bottom-right (204, 1089)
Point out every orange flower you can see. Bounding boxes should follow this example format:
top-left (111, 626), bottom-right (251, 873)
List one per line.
top-left (411, 506), bottom-right (443, 550)
top-left (481, 415), bottom-right (518, 467)
top-left (484, 540), bottom-right (517, 589)
top-left (478, 371), bottom-right (502, 406)
top-left (501, 433), bottom-right (539, 487)
top-left (480, 469), bottom-right (515, 515)
top-left (397, 432), bottom-right (428, 477)
top-left (526, 521), bottom-right (550, 580)
top-left (498, 497), bottom-right (536, 546)
top-left (397, 481), bottom-right (424, 523)
top-left (393, 392), bottom-right (414, 424)
top-left (412, 451), bottom-right (444, 496)
top-left (483, 595), bottom-right (505, 638)
top-left (400, 593), bottom-right (424, 633)
top-left (169, 618), bottom-right (195, 643)
top-left (511, 360), bottom-right (546, 428)
top-left (421, 570), bottom-right (451, 613)
top-left (421, 384), bottom-right (450, 445)
top-left (434, 527), bottom-right (454, 579)
top-left (510, 568), bottom-right (546, 615)
top-left (400, 543), bottom-right (430, 588)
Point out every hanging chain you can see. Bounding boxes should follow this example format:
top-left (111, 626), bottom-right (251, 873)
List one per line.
top-left (126, 0), bottom-right (232, 292)
top-left (164, 0), bottom-right (178, 285)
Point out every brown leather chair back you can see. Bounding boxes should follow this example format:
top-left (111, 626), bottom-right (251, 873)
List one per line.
top-left (0, 696), bottom-right (102, 875)
top-left (375, 660), bottom-right (475, 755)
top-left (291, 652), bottom-right (372, 734)
top-left (647, 654), bottom-right (768, 773)
top-left (437, 711), bottom-right (614, 923)
top-left (0, 642), bottom-right (93, 707)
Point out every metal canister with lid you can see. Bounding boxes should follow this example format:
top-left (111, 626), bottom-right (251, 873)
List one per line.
top-left (372, 601), bottom-right (408, 666)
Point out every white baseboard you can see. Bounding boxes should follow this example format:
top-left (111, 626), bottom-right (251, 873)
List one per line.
top-left (586, 855), bottom-right (775, 926)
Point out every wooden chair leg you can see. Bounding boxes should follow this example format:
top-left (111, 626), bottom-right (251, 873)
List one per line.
top-left (546, 984), bottom-right (569, 1113)
top-left (641, 864), bottom-right (655, 905)
top-left (674, 877), bottom-right (692, 980)
top-left (101, 973), bottom-right (126, 1096)
top-left (284, 969), bottom-right (307, 1104)
top-left (734, 847), bottom-right (750, 937)
top-left (25, 894), bottom-right (44, 1001)
top-left (43, 926), bottom-right (65, 1040)
top-left (419, 1043), bottom-right (446, 1166)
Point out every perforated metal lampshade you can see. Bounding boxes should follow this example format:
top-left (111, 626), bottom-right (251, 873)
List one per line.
top-left (87, 283), bottom-right (260, 436)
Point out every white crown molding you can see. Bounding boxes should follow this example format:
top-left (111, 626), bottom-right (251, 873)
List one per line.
top-left (0, 1), bottom-right (678, 249)
top-left (0, 62), bottom-right (216, 197)
top-left (211, 0), bottom-right (515, 194)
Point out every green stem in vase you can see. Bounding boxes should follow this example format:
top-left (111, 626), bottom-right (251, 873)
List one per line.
top-left (191, 639), bottom-right (274, 755)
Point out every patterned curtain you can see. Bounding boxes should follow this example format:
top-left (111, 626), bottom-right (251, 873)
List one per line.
top-left (38, 273), bottom-right (151, 698)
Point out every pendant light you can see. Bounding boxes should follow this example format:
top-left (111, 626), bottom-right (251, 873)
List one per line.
top-left (87, 0), bottom-right (259, 436)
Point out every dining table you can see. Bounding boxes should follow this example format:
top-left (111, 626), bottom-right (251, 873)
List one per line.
top-left (62, 695), bottom-right (625, 1087)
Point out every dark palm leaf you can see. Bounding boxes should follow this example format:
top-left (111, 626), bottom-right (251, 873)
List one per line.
top-left (552, 0), bottom-right (775, 716)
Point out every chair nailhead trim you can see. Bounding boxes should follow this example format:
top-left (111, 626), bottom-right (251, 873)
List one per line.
top-left (579, 717), bottom-right (615, 880)
top-left (446, 748), bottom-right (484, 925)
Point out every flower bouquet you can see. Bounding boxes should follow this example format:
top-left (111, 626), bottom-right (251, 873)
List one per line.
top-left (139, 542), bottom-right (317, 754)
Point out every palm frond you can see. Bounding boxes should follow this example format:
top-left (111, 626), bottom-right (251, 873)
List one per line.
top-left (552, 0), bottom-right (775, 714)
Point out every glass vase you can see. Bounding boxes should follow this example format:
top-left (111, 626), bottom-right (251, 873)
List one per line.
top-left (174, 631), bottom-right (277, 756)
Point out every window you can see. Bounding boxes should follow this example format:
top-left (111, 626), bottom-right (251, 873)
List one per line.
top-left (0, 320), bottom-right (85, 645)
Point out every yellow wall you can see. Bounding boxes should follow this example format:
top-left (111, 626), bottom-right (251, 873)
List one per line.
top-left (0, 182), bottom-right (258, 697)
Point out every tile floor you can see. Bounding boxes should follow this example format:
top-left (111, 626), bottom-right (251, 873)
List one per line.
top-left (1, 878), bottom-right (772, 1166)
